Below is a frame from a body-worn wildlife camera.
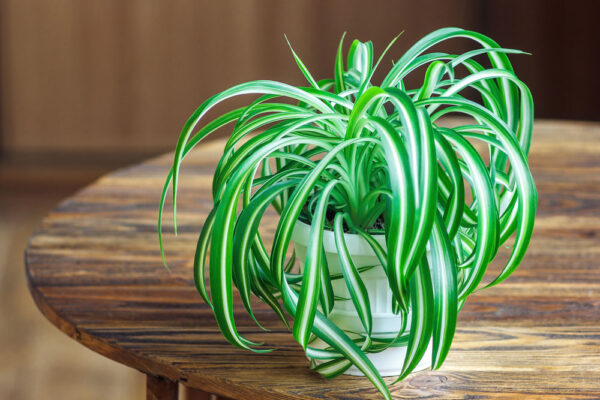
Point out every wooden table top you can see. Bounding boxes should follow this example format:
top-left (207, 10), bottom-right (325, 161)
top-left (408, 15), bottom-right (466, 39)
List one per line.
top-left (25, 120), bottom-right (600, 399)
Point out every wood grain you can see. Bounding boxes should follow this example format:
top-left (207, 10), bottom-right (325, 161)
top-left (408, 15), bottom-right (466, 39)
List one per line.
top-left (25, 120), bottom-right (600, 399)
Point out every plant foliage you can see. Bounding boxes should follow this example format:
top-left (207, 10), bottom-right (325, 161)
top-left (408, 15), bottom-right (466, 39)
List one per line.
top-left (159, 27), bottom-right (536, 399)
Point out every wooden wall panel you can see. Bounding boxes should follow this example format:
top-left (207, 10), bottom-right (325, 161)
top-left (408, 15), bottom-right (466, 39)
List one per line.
top-left (476, 0), bottom-right (600, 122)
top-left (0, 0), bottom-right (503, 153)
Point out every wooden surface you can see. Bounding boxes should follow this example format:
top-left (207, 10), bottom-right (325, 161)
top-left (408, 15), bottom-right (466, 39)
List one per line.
top-left (25, 120), bottom-right (600, 399)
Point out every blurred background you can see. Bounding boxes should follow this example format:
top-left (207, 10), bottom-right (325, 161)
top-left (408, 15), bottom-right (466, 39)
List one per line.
top-left (1, 0), bottom-right (598, 399)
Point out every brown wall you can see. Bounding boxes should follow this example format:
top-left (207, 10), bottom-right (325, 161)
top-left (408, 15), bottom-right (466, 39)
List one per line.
top-left (0, 0), bottom-right (598, 153)
top-left (476, 0), bottom-right (600, 122)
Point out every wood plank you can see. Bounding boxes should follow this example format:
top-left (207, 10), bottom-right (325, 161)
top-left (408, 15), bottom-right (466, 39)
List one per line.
top-left (146, 374), bottom-right (178, 400)
top-left (185, 387), bottom-right (225, 400)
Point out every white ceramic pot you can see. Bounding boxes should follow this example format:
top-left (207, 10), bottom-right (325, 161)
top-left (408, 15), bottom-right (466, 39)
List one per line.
top-left (291, 220), bottom-right (432, 377)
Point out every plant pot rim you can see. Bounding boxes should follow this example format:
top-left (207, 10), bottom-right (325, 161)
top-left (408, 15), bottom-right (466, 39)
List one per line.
top-left (292, 219), bottom-right (386, 255)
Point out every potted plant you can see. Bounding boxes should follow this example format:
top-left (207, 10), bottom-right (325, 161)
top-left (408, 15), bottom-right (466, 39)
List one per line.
top-left (159, 27), bottom-right (536, 399)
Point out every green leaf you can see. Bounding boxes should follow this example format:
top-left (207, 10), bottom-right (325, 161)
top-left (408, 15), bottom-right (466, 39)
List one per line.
top-left (333, 213), bottom-right (373, 335)
top-left (366, 113), bottom-right (416, 310)
top-left (294, 180), bottom-right (339, 348)
top-left (318, 250), bottom-right (335, 316)
top-left (193, 207), bottom-right (216, 309)
top-left (433, 132), bottom-right (465, 240)
top-left (347, 39), bottom-right (373, 88)
top-left (313, 357), bottom-right (352, 378)
top-left (285, 34), bottom-right (320, 89)
top-left (429, 213), bottom-right (458, 369)
top-left (440, 127), bottom-right (498, 298)
top-left (233, 178), bottom-right (301, 328)
top-left (396, 256), bottom-right (433, 381)
top-left (334, 32), bottom-right (347, 94)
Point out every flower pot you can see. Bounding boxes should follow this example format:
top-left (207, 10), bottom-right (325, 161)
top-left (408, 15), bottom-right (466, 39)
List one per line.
top-left (291, 220), bottom-right (432, 377)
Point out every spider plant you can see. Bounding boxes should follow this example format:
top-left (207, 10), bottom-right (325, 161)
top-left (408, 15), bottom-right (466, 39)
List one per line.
top-left (159, 27), bottom-right (536, 399)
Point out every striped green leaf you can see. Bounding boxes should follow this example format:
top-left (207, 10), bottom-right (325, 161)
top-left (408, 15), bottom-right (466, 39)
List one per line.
top-left (333, 213), bottom-right (372, 335)
top-left (294, 180), bottom-right (339, 348)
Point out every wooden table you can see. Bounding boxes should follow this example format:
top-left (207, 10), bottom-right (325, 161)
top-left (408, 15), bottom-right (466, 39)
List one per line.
top-left (25, 120), bottom-right (600, 399)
